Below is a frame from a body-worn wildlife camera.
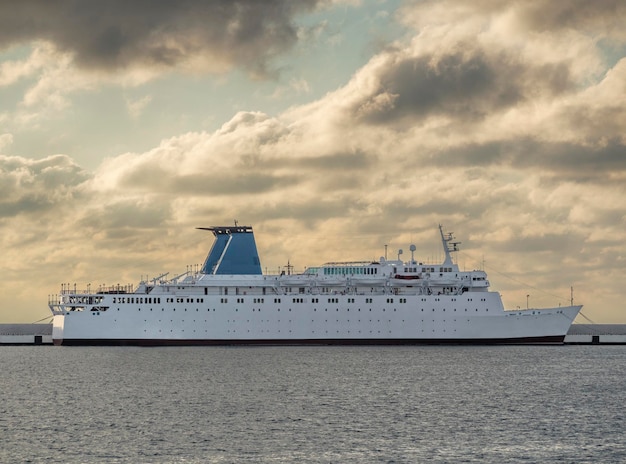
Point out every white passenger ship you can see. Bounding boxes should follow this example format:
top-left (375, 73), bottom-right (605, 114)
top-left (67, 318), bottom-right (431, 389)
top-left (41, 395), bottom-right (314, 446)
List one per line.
top-left (49, 225), bottom-right (581, 345)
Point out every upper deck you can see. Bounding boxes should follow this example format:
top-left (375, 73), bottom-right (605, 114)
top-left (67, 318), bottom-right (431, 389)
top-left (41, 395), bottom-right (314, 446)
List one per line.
top-left (50, 224), bottom-right (491, 316)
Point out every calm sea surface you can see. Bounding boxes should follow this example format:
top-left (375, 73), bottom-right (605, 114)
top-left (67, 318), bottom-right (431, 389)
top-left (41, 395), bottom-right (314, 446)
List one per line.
top-left (1, 345), bottom-right (625, 463)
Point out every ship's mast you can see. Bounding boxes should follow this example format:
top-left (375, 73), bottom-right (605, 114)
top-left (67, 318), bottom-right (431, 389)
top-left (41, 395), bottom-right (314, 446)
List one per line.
top-left (438, 225), bottom-right (460, 266)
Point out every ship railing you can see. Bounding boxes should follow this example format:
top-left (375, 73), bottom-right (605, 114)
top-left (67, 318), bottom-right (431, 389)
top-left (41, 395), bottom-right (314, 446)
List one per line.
top-left (48, 303), bottom-right (65, 315)
top-left (57, 284), bottom-right (134, 295)
top-left (48, 296), bottom-right (67, 315)
top-left (59, 288), bottom-right (92, 295)
top-left (264, 268), bottom-right (309, 276)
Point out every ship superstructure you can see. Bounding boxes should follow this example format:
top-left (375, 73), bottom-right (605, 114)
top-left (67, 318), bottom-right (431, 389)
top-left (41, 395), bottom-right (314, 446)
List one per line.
top-left (48, 225), bottom-right (581, 345)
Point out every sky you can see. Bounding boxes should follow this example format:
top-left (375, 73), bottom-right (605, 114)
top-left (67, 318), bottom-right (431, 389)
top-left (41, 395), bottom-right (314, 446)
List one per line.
top-left (1, 0), bottom-right (625, 324)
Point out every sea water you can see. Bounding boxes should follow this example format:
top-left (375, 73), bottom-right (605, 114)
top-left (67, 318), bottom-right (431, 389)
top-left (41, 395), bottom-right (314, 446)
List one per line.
top-left (1, 345), bottom-right (625, 463)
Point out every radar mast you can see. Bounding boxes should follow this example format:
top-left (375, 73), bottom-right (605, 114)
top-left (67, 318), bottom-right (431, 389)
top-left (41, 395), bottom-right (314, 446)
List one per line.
top-left (439, 225), bottom-right (460, 266)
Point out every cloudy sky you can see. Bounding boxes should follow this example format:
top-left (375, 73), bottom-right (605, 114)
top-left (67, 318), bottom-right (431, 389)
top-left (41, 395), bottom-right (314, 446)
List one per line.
top-left (1, 0), bottom-right (625, 324)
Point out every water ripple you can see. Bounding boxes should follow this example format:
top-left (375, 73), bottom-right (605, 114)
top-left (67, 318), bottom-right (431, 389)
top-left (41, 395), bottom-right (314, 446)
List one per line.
top-left (1, 345), bottom-right (625, 463)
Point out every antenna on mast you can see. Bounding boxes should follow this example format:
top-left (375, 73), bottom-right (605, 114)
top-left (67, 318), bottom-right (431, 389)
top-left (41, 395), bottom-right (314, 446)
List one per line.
top-left (438, 224), bottom-right (460, 266)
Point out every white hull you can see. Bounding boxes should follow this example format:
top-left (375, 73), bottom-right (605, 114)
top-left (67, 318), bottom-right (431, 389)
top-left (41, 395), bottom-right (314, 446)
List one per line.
top-left (52, 292), bottom-right (580, 345)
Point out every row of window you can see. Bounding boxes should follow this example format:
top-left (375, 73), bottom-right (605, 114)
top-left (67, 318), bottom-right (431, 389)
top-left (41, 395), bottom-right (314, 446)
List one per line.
top-left (402, 267), bottom-right (455, 273)
top-left (136, 318), bottom-right (419, 324)
top-left (118, 306), bottom-right (495, 313)
top-left (117, 307), bottom-right (409, 313)
top-left (124, 317), bottom-right (477, 325)
top-left (168, 297), bottom-right (204, 303)
top-left (210, 297), bottom-right (420, 305)
top-left (213, 287), bottom-right (268, 296)
top-left (323, 267), bottom-right (379, 275)
top-left (139, 328), bottom-right (461, 334)
top-left (113, 296), bottom-right (488, 306)
top-left (140, 328), bottom-right (465, 334)
top-left (113, 297), bottom-right (162, 304)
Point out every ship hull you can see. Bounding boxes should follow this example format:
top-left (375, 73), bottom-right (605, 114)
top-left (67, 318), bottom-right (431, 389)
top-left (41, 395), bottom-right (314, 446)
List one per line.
top-left (51, 301), bottom-right (581, 346)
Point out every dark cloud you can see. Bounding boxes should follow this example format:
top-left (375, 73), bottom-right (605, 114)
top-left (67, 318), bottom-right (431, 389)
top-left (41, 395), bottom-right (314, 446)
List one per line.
top-left (0, 154), bottom-right (90, 218)
top-left (78, 199), bottom-right (171, 238)
top-left (520, 139), bottom-right (626, 179)
top-left (296, 150), bottom-right (375, 170)
top-left (385, 198), bottom-right (480, 220)
top-left (355, 48), bottom-right (573, 124)
top-left (432, 138), bottom-right (626, 183)
top-left (119, 166), bottom-right (302, 196)
top-left (418, 0), bottom-right (626, 37)
top-left (559, 104), bottom-right (626, 142)
top-left (0, 0), bottom-right (322, 76)
top-left (0, 193), bottom-right (55, 218)
top-left (171, 172), bottom-right (302, 195)
top-left (490, 232), bottom-right (586, 254)
top-left (240, 150), bottom-right (376, 173)
top-left (515, 0), bottom-right (626, 36)
top-left (246, 196), bottom-right (371, 226)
